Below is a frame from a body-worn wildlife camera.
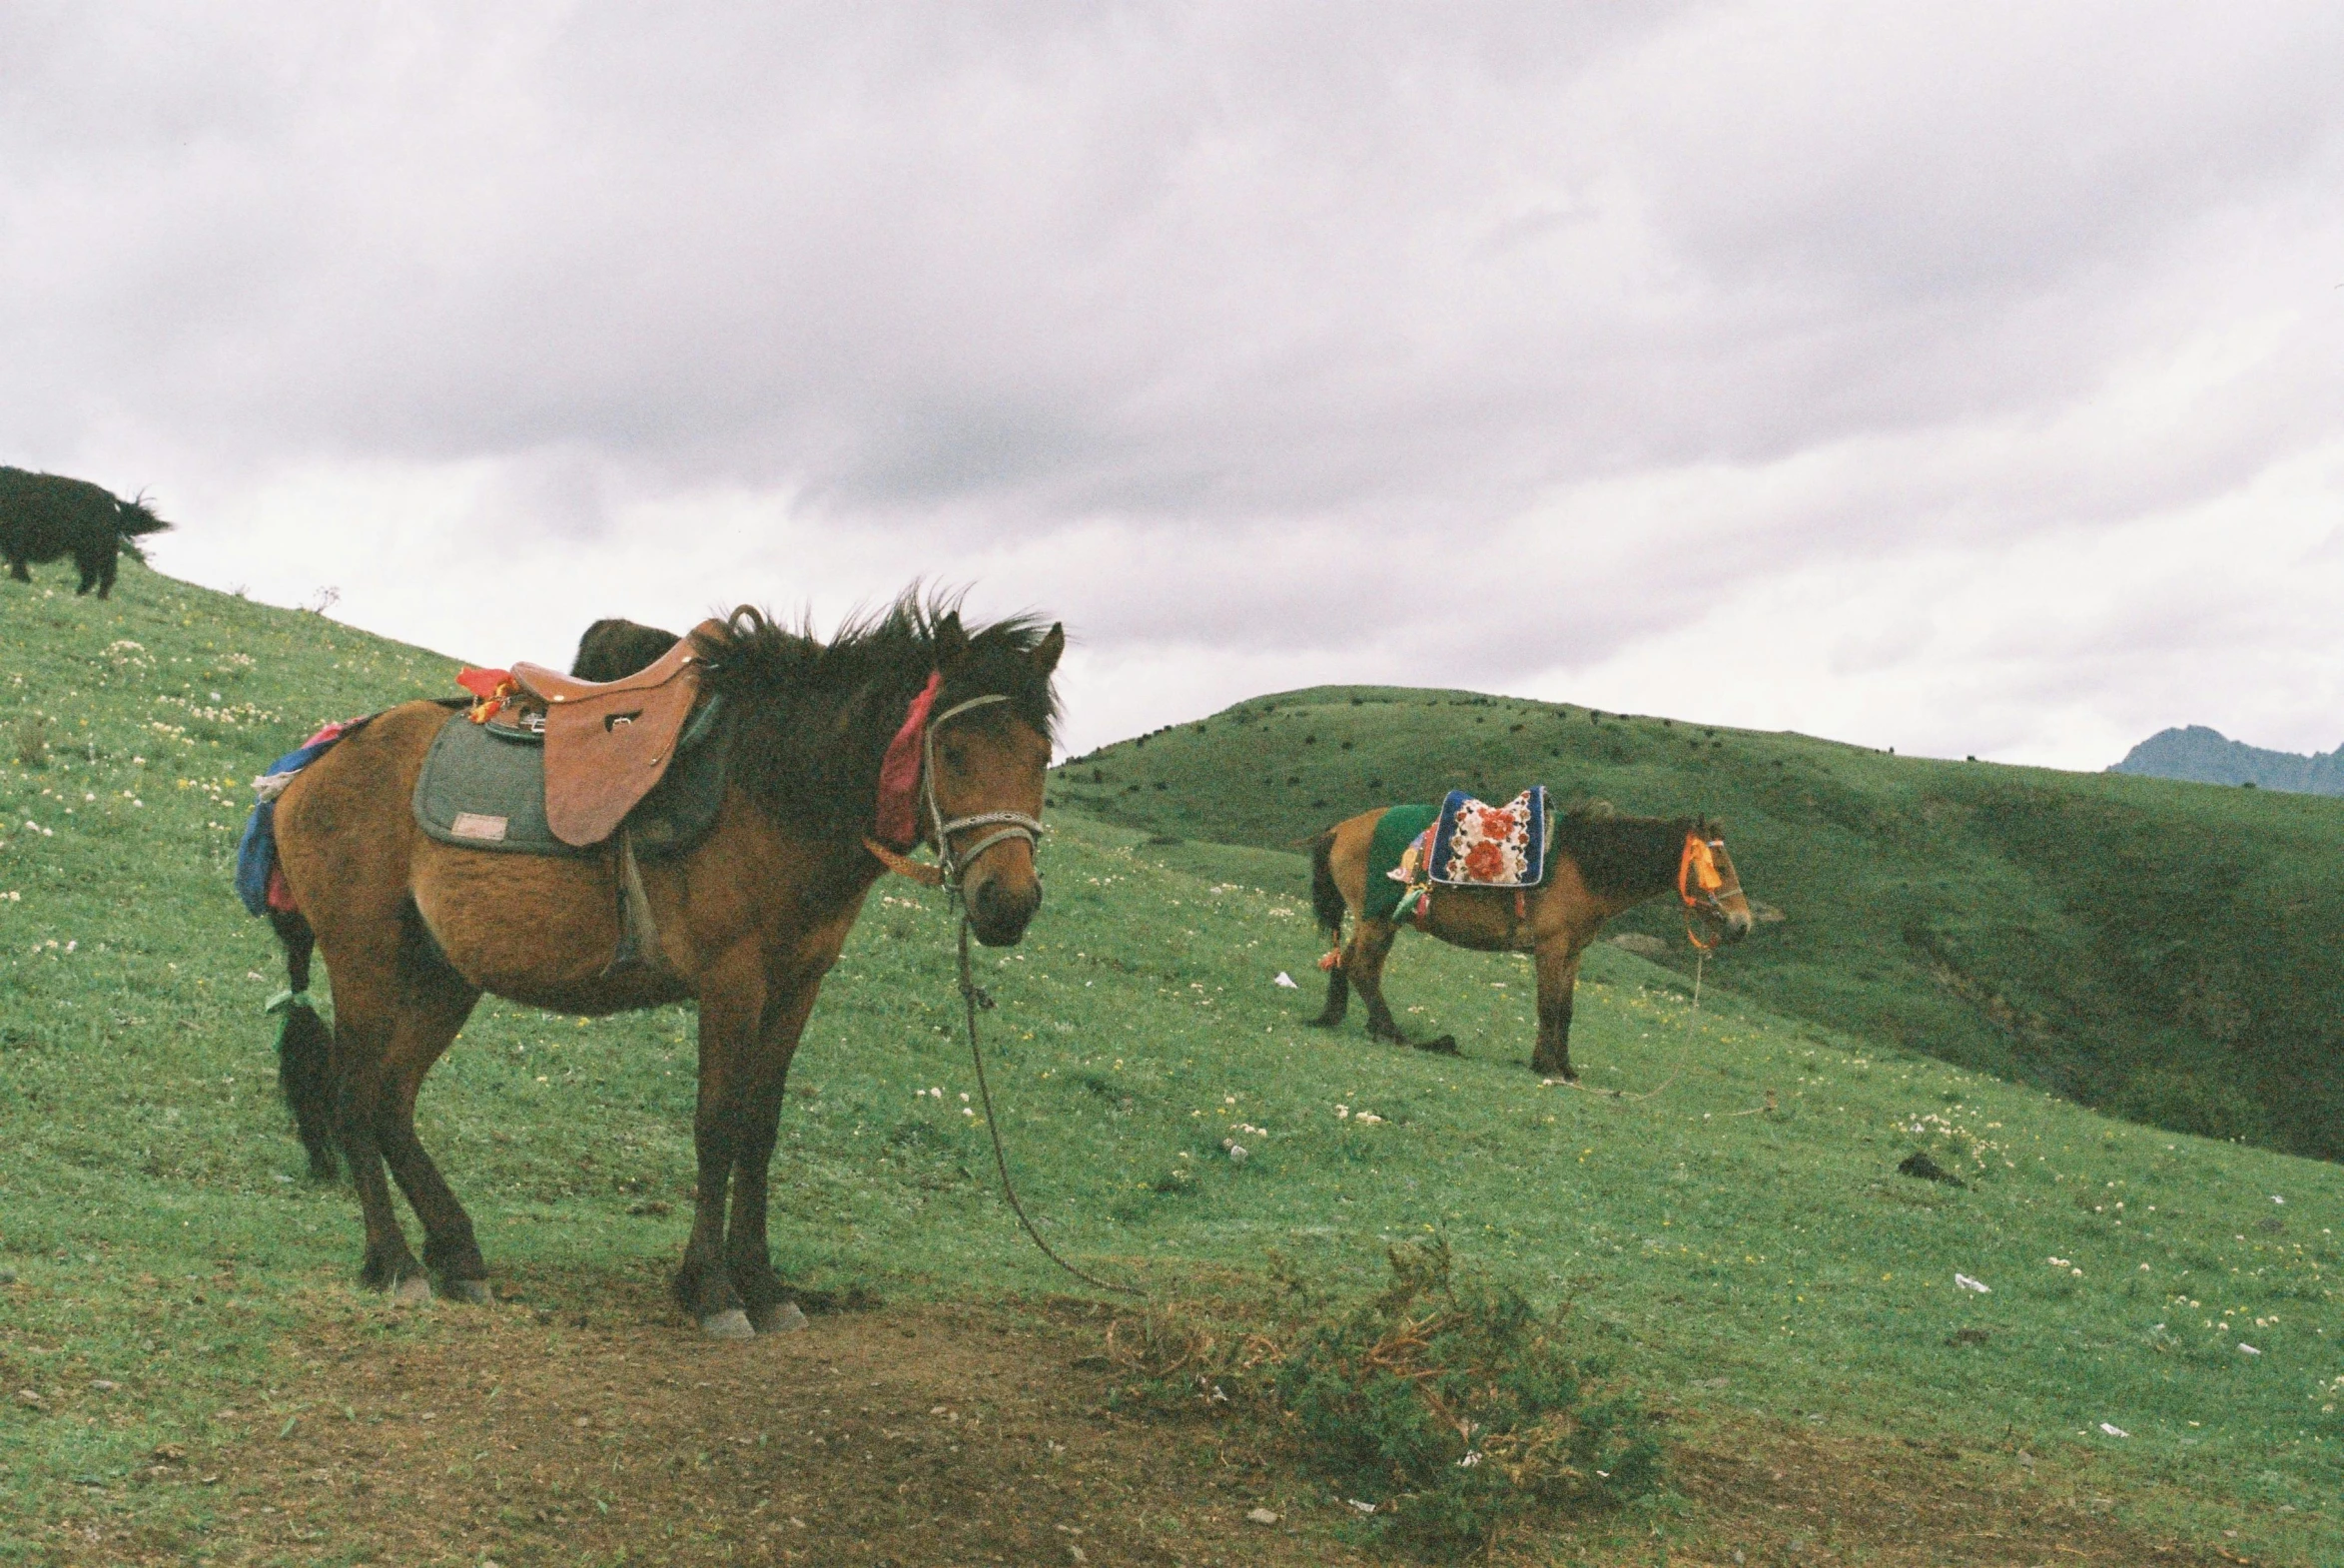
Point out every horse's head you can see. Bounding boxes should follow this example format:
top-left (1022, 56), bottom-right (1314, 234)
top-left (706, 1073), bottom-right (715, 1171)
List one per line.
top-left (927, 614), bottom-right (1065, 947)
top-left (1680, 824), bottom-right (1754, 948)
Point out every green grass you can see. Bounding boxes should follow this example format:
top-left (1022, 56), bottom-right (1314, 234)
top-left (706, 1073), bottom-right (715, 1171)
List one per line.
top-left (1050, 685), bottom-right (2344, 1164)
top-left (2, 564), bottom-right (2340, 1561)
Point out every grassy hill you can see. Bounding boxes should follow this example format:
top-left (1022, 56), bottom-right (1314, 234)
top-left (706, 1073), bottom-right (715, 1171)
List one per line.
top-left (3, 564), bottom-right (2342, 1564)
top-left (1050, 686), bottom-right (2344, 1164)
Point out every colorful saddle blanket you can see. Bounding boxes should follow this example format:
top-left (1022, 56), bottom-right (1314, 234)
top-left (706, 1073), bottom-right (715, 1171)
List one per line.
top-left (411, 699), bottom-right (733, 859)
top-left (1363, 788), bottom-right (1549, 925)
top-left (1427, 787), bottom-right (1549, 888)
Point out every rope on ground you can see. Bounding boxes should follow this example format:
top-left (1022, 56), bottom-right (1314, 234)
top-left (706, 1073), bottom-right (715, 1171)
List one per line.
top-left (957, 917), bottom-right (1145, 1298)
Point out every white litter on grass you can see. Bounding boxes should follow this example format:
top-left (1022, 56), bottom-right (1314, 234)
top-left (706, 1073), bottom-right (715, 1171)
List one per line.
top-left (1954, 1274), bottom-right (1991, 1293)
top-left (1346, 1499), bottom-right (1378, 1514)
top-left (2239, 1343), bottom-right (2262, 1356)
top-left (2100, 1422), bottom-right (2129, 1438)
top-left (1273, 972), bottom-right (1298, 989)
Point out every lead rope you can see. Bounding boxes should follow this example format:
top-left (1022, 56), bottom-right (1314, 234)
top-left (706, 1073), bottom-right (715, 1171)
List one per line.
top-left (1554, 934), bottom-right (1707, 1105)
top-left (956, 915), bottom-right (1144, 1296)
top-left (912, 690), bottom-right (1142, 1297)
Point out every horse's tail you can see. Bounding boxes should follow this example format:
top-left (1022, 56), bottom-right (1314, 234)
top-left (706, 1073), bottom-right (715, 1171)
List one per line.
top-left (1308, 829), bottom-right (1346, 940)
top-left (268, 909), bottom-right (339, 1179)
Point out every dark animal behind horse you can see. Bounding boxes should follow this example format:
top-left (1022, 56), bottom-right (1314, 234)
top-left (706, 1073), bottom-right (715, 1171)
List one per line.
top-left (0, 466), bottom-right (170, 598)
top-left (260, 590), bottom-right (1063, 1337)
top-left (570, 617), bottom-right (681, 681)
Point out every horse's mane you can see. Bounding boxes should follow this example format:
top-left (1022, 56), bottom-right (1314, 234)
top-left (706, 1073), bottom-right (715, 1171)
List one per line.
top-left (697, 589), bottom-right (1060, 839)
top-left (1549, 807), bottom-right (1711, 900)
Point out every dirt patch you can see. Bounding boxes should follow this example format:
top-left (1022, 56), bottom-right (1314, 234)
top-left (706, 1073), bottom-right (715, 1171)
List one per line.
top-left (1668, 1423), bottom-right (2237, 1568)
top-left (46, 1286), bottom-right (2249, 1567)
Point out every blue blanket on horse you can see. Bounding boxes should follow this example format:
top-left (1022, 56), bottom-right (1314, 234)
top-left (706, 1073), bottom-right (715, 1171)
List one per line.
top-left (235, 720), bottom-right (365, 917)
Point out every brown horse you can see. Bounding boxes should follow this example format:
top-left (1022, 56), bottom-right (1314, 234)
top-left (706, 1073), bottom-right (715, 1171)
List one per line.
top-left (264, 596), bottom-right (1063, 1336)
top-left (1305, 804), bottom-right (1753, 1079)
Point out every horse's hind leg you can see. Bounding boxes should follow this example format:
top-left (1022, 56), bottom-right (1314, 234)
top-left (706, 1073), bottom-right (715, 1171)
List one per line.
top-left (375, 930), bottom-right (486, 1301)
top-left (1345, 921), bottom-right (1405, 1042)
top-left (1307, 962), bottom-right (1350, 1028)
top-left (327, 974), bottom-right (431, 1299)
top-left (1347, 920), bottom-right (1458, 1053)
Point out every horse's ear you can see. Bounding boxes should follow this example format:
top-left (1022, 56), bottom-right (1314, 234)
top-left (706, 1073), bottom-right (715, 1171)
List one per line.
top-left (1030, 622), bottom-right (1065, 677)
top-left (935, 611), bottom-right (968, 670)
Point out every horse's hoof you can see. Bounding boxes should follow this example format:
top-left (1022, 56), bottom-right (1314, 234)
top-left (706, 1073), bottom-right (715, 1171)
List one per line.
top-left (1413, 1035), bottom-right (1460, 1056)
top-left (753, 1300), bottom-right (808, 1335)
top-left (390, 1273), bottom-right (432, 1305)
top-left (700, 1308), bottom-right (755, 1340)
top-left (444, 1278), bottom-right (493, 1306)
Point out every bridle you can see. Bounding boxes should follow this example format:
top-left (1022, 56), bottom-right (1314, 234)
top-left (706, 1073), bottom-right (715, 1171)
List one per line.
top-left (918, 692), bottom-right (1046, 896)
top-left (1678, 831), bottom-right (1735, 951)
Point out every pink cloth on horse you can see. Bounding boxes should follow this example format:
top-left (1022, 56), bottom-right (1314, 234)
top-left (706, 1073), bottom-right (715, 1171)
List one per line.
top-left (872, 671), bottom-right (943, 850)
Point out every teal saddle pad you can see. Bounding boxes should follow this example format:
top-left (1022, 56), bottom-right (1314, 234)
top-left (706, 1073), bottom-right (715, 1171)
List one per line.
top-left (1361, 802), bottom-right (1442, 924)
top-left (412, 699), bottom-right (732, 859)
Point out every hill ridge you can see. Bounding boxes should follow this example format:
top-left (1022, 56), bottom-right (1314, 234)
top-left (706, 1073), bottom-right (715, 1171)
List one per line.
top-left (4, 564), bottom-right (2341, 1561)
top-left (2110, 723), bottom-right (2344, 796)
top-left (1053, 682), bottom-right (2344, 1165)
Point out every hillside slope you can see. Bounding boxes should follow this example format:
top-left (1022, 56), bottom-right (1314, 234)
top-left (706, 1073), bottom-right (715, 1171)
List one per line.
top-left (1051, 686), bottom-right (2344, 1163)
top-left (2113, 724), bottom-right (2344, 796)
top-left (4, 566), bottom-right (2340, 1564)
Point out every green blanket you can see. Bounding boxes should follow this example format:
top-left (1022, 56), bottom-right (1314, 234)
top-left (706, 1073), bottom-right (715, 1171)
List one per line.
top-left (1361, 802), bottom-right (1441, 924)
top-left (411, 699), bottom-right (732, 858)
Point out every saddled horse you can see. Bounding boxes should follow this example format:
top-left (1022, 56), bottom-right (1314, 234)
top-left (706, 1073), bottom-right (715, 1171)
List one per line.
top-left (263, 596), bottom-right (1062, 1336)
top-left (1306, 804), bottom-right (1753, 1079)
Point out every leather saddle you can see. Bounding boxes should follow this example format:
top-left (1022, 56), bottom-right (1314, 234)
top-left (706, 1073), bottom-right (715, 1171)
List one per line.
top-left (510, 618), bottom-right (727, 848)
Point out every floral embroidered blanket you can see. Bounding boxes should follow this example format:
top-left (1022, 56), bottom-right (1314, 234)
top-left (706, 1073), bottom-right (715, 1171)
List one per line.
top-left (1425, 787), bottom-right (1549, 889)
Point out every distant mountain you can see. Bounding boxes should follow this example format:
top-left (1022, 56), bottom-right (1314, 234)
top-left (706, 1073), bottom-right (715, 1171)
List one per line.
top-left (2109, 725), bottom-right (2344, 795)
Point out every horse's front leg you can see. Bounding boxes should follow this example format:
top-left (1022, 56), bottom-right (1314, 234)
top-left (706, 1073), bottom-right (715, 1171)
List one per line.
top-left (723, 978), bottom-right (826, 1335)
top-left (1531, 943), bottom-right (1582, 1080)
top-left (677, 957), bottom-right (764, 1338)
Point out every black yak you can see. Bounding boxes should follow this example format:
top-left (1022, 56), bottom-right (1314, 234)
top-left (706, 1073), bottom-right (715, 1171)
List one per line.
top-left (0, 467), bottom-right (171, 599)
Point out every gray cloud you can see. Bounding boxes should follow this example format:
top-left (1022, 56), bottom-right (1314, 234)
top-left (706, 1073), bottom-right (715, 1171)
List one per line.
top-left (6, 3), bottom-right (2342, 763)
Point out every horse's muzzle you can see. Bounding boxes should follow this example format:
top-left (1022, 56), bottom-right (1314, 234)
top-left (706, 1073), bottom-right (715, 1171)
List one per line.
top-left (1721, 907), bottom-right (1753, 944)
top-left (969, 875), bottom-right (1041, 947)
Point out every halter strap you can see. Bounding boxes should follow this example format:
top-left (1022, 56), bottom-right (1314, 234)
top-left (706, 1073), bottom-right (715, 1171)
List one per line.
top-left (1679, 833), bottom-right (1729, 951)
top-left (921, 693), bottom-right (1046, 894)
top-left (864, 686), bottom-right (1046, 895)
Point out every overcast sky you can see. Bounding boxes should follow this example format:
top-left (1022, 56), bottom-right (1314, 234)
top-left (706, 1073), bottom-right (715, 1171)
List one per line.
top-left (6, 3), bottom-right (2342, 767)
